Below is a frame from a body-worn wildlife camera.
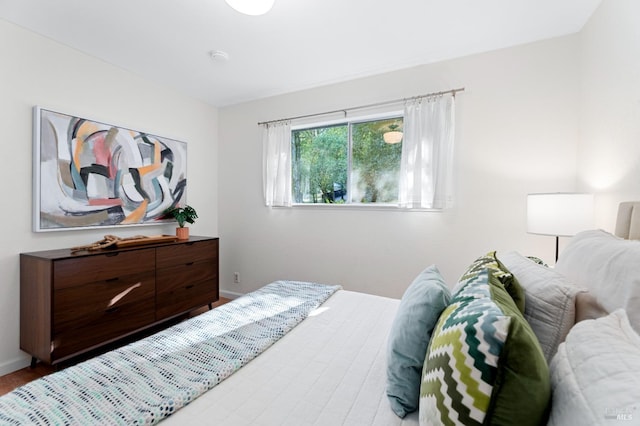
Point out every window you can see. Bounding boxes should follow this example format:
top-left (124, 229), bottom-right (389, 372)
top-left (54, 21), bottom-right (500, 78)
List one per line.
top-left (263, 93), bottom-right (456, 209)
top-left (291, 116), bottom-right (403, 204)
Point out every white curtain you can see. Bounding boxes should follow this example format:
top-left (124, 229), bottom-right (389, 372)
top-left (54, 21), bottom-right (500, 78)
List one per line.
top-left (262, 121), bottom-right (292, 207)
top-left (398, 95), bottom-right (455, 209)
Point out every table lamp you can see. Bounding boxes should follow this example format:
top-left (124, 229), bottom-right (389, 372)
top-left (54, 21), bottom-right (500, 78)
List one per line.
top-left (527, 193), bottom-right (594, 261)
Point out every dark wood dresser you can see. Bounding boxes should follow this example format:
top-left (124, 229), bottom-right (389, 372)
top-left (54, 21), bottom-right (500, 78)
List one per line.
top-left (20, 236), bottom-right (219, 366)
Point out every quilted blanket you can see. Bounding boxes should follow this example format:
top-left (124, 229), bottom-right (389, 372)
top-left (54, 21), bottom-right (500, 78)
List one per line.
top-left (0, 280), bottom-right (340, 425)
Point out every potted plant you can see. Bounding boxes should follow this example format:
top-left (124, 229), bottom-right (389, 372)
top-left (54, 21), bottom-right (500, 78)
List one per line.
top-left (164, 205), bottom-right (198, 240)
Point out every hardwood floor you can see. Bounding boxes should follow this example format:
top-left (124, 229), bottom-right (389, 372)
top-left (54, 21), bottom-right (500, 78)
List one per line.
top-left (0, 363), bottom-right (56, 396)
top-left (0, 298), bottom-right (230, 397)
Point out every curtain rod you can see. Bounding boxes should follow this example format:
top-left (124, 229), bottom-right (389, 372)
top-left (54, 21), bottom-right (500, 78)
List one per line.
top-left (257, 87), bottom-right (465, 126)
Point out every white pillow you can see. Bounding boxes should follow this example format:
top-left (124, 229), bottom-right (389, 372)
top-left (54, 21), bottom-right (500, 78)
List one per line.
top-left (574, 291), bottom-right (608, 323)
top-left (548, 310), bottom-right (640, 425)
top-left (555, 229), bottom-right (640, 332)
top-left (499, 251), bottom-right (582, 362)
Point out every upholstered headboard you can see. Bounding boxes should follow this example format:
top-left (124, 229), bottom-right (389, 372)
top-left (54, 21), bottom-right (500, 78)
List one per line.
top-left (614, 201), bottom-right (640, 239)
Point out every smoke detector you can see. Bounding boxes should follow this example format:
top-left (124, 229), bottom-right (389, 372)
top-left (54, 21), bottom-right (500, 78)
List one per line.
top-left (209, 50), bottom-right (230, 62)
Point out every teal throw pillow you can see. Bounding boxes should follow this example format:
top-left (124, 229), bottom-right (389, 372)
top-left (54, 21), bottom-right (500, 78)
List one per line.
top-left (386, 265), bottom-right (451, 418)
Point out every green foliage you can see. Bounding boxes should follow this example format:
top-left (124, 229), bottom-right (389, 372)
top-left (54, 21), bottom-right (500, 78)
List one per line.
top-left (292, 125), bottom-right (348, 203)
top-left (352, 119), bottom-right (402, 203)
top-left (291, 118), bottom-right (403, 204)
top-left (165, 205), bottom-right (198, 228)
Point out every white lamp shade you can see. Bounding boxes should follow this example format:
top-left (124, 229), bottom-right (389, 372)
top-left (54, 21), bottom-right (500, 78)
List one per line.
top-left (527, 193), bottom-right (594, 237)
top-left (225, 0), bottom-right (275, 15)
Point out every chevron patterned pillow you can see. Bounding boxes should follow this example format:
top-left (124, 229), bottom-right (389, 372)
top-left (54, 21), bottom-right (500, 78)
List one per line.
top-left (455, 251), bottom-right (525, 314)
top-left (419, 269), bottom-right (550, 426)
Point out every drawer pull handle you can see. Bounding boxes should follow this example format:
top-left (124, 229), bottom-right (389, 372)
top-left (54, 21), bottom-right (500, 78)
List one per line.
top-left (105, 252), bottom-right (119, 257)
top-left (106, 282), bottom-right (142, 310)
top-left (105, 306), bottom-right (119, 313)
top-left (185, 262), bottom-right (194, 266)
top-left (185, 284), bottom-right (195, 290)
top-left (106, 277), bottom-right (119, 282)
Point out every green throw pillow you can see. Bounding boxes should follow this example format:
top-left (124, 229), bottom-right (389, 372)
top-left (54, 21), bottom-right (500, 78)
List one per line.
top-left (457, 251), bottom-right (526, 314)
top-left (419, 270), bottom-right (550, 426)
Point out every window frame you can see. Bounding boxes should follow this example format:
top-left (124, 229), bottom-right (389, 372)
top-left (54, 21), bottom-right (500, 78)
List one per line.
top-left (290, 111), bottom-right (404, 208)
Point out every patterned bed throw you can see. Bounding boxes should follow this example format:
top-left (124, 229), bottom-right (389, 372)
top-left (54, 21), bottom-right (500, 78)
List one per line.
top-left (0, 280), bottom-right (340, 425)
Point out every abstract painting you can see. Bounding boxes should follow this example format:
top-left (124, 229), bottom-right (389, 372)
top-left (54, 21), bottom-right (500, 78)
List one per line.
top-left (33, 107), bottom-right (187, 232)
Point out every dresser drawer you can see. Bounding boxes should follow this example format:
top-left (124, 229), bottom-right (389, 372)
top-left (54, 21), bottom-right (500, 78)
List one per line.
top-left (53, 298), bottom-right (155, 360)
top-left (156, 240), bottom-right (218, 268)
top-left (52, 271), bottom-right (155, 359)
top-left (156, 262), bottom-right (218, 319)
top-left (53, 249), bottom-right (156, 289)
top-left (53, 271), bottom-right (155, 334)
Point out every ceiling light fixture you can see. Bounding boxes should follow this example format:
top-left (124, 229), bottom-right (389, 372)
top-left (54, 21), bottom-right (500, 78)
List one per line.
top-left (224, 0), bottom-right (275, 16)
top-left (383, 123), bottom-right (403, 144)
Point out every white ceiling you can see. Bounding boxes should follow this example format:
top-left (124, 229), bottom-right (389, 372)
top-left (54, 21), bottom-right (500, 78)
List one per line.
top-left (0, 0), bottom-right (601, 107)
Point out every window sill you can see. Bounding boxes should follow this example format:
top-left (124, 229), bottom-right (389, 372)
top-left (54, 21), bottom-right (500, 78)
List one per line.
top-left (275, 204), bottom-right (442, 212)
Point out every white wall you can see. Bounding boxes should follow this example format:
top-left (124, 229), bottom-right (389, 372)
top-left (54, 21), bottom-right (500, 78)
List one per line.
top-left (0, 20), bottom-right (219, 375)
top-left (577, 0), bottom-right (640, 226)
top-left (219, 36), bottom-right (581, 300)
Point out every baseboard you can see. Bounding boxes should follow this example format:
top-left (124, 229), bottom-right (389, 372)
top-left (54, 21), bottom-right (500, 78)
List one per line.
top-left (0, 355), bottom-right (31, 377)
top-left (220, 289), bottom-right (243, 300)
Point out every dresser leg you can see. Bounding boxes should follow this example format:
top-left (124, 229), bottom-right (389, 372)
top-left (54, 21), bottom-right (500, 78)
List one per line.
top-left (208, 303), bottom-right (213, 310)
top-left (30, 357), bottom-right (37, 369)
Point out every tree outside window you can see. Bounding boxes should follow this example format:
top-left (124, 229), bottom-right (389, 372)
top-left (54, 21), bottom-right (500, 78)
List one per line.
top-left (291, 117), bottom-right (403, 204)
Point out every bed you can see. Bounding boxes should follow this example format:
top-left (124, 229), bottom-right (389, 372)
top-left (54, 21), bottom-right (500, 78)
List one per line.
top-left (1, 202), bottom-right (640, 425)
top-left (0, 280), bottom-right (415, 425)
top-left (162, 289), bottom-right (415, 426)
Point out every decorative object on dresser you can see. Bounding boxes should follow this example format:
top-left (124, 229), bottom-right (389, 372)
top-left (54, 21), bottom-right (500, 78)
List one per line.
top-left (163, 205), bottom-right (198, 240)
top-left (20, 236), bottom-right (218, 367)
top-left (69, 234), bottom-right (179, 253)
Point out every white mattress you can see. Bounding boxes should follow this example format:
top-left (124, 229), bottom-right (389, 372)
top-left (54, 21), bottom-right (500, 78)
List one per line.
top-left (161, 290), bottom-right (419, 425)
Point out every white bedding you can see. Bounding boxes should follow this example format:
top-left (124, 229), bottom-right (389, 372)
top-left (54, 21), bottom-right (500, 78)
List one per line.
top-left (162, 290), bottom-right (419, 425)
top-left (548, 310), bottom-right (640, 426)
